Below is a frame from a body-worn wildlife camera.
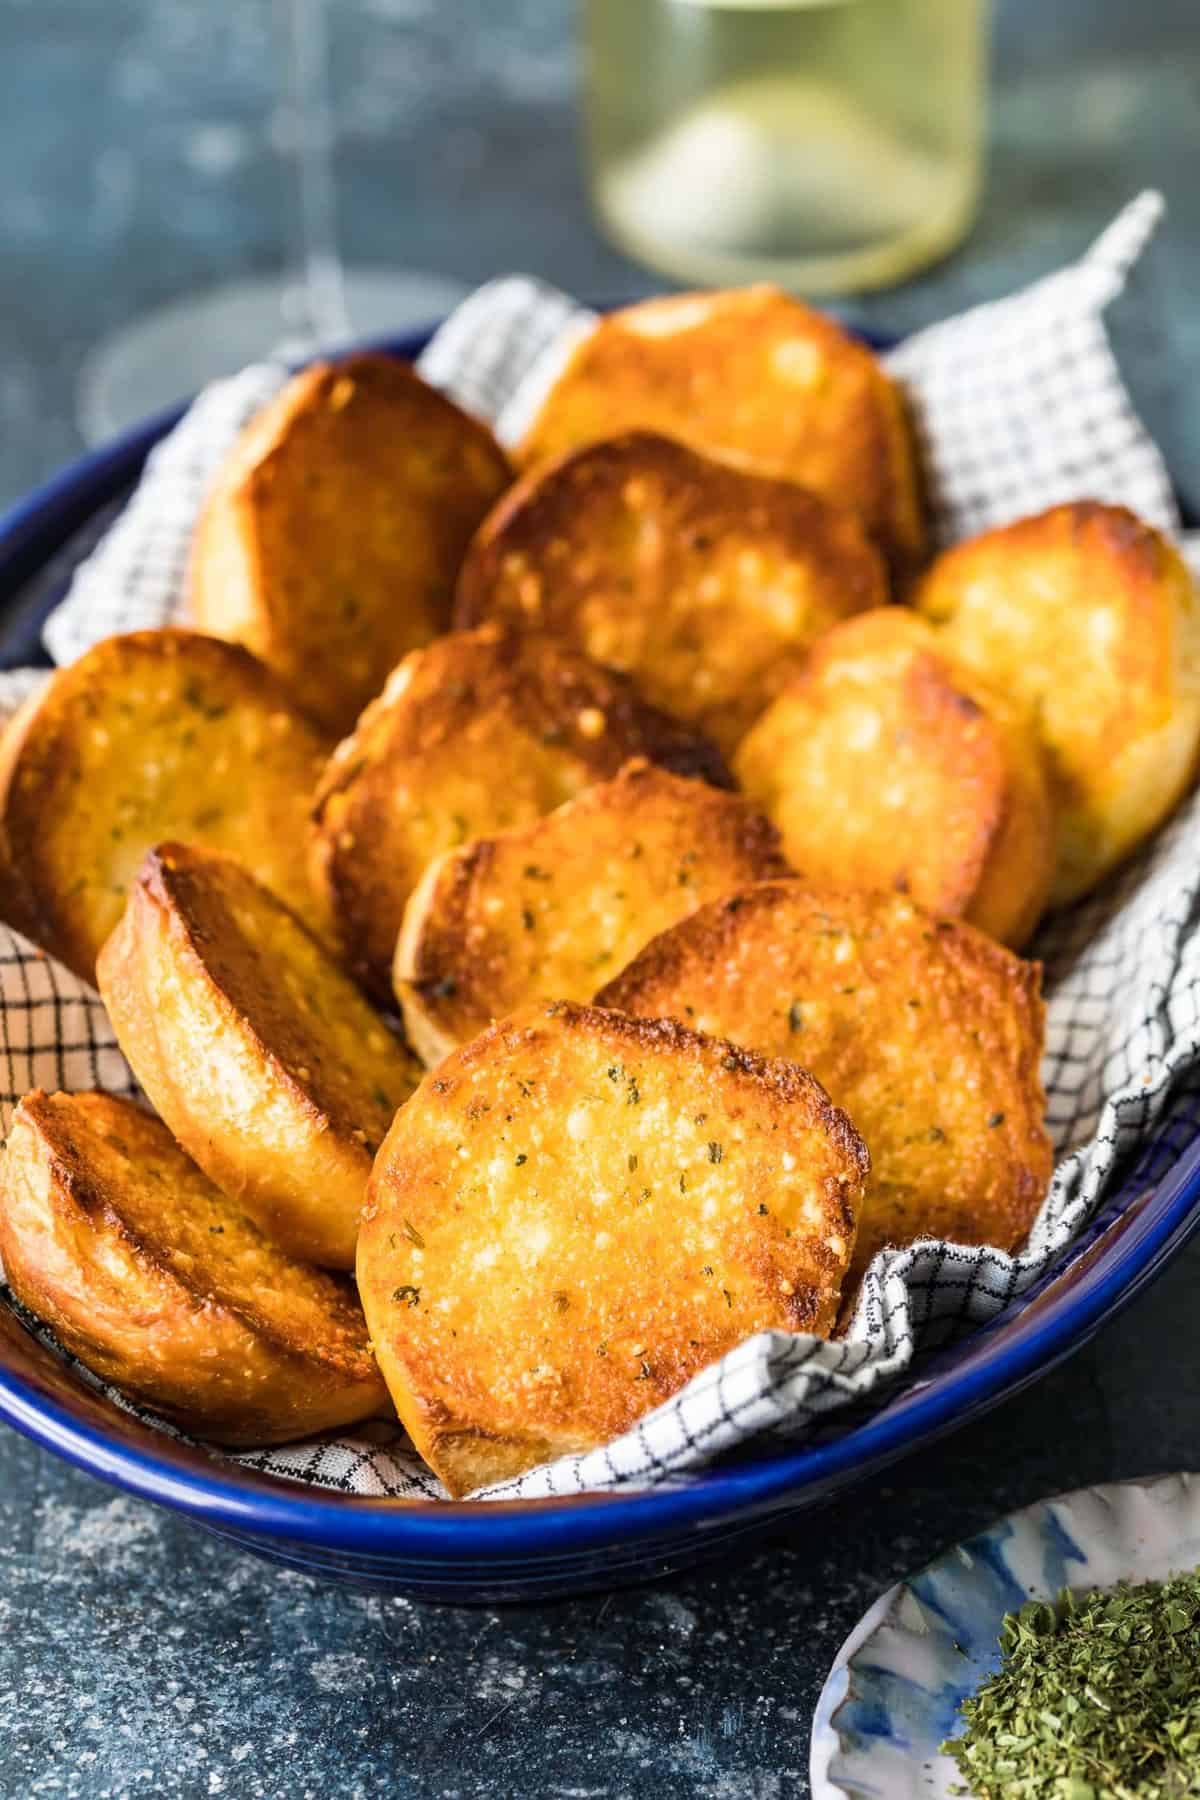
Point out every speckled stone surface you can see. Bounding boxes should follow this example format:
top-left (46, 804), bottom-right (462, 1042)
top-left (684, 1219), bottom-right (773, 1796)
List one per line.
top-left (1, 2), bottom-right (1200, 1795)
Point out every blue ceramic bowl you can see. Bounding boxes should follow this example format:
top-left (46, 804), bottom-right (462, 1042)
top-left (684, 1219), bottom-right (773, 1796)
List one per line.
top-left (1, 330), bottom-right (1200, 1603)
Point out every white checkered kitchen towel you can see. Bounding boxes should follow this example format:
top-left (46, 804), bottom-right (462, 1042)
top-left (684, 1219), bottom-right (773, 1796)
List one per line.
top-left (4, 192), bottom-right (1200, 1502)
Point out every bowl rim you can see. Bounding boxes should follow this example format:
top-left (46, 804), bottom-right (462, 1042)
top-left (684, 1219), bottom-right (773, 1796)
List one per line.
top-left (0, 326), bottom-right (1198, 1558)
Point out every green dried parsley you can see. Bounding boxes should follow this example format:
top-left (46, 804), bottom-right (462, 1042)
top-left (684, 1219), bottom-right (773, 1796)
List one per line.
top-left (181, 677), bottom-right (228, 720)
top-left (942, 1572), bottom-right (1200, 1797)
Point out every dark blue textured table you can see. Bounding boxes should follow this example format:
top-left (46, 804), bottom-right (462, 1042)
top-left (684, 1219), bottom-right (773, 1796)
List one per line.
top-left (1, 3), bottom-right (1198, 1794)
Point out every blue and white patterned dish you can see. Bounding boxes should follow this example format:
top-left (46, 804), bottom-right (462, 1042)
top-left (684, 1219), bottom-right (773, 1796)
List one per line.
top-left (811, 1472), bottom-right (1200, 1798)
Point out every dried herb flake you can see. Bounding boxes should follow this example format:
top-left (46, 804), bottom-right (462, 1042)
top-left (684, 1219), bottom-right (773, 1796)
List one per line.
top-left (943, 1571), bottom-right (1200, 1798)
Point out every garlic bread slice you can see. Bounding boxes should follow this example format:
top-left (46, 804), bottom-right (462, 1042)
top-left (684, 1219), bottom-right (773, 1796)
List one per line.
top-left (735, 608), bottom-right (1057, 948)
top-left (358, 1000), bottom-right (867, 1495)
top-left (516, 288), bottom-right (924, 569)
top-left (456, 431), bottom-right (886, 752)
top-left (0, 629), bottom-right (331, 984)
top-left (311, 624), bottom-right (730, 1004)
top-left (395, 760), bottom-right (789, 1064)
top-left (191, 353), bottom-right (512, 733)
top-left (599, 882), bottom-right (1052, 1279)
top-left (915, 502), bottom-right (1200, 905)
top-left (0, 1091), bottom-right (386, 1446)
top-left (97, 844), bottom-right (421, 1269)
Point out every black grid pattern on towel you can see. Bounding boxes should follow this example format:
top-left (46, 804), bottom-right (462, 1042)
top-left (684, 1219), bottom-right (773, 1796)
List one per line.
top-left (3, 194), bottom-right (1200, 1501)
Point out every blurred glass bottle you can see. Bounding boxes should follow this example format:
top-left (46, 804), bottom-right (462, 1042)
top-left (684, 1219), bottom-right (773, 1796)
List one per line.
top-left (584, 0), bottom-right (988, 294)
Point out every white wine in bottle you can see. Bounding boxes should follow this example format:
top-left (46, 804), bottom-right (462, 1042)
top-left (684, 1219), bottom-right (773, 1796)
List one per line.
top-left (584, 0), bottom-right (988, 293)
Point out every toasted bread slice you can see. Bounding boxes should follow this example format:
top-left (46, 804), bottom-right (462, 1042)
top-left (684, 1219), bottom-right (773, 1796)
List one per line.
top-left (311, 624), bottom-right (731, 1004)
top-left (599, 883), bottom-right (1052, 1279)
top-left (0, 629), bottom-right (332, 985)
top-left (97, 845), bottom-right (421, 1270)
top-left (394, 760), bottom-right (790, 1065)
top-left (190, 353), bottom-right (512, 734)
top-left (0, 1091), bottom-right (386, 1446)
top-left (734, 609), bottom-right (1057, 948)
top-left (516, 289), bottom-right (924, 568)
top-left (915, 502), bottom-right (1200, 905)
top-left (455, 432), bottom-right (886, 752)
top-left (358, 999), bottom-right (866, 1494)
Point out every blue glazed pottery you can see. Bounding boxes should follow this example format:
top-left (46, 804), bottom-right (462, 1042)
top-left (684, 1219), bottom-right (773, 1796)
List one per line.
top-left (0, 330), bottom-right (1199, 1602)
top-left (811, 1471), bottom-right (1200, 1797)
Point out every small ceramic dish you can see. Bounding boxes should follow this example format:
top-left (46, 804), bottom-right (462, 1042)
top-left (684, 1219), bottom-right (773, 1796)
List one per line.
top-left (811, 1471), bottom-right (1200, 1798)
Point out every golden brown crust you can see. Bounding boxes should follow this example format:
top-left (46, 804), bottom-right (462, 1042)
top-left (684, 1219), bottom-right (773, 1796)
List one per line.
top-left (515, 289), bottom-right (924, 568)
top-left (734, 609), bottom-right (1057, 948)
top-left (394, 759), bottom-right (791, 1064)
top-left (310, 624), bottom-right (732, 1004)
top-left (914, 502), bottom-right (1200, 905)
top-left (598, 882), bottom-right (1052, 1279)
top-left (190, 353), bottom-right (512, 734)
top-left (358, 999), bottom-right (867, 1494)
top-left (0, 1091), bottom-right (387, 1446)
top-left (0, 685), bottom-right (53, 948)
top-left (96, 844), bottom-right (421, 1270)
top-left (0, 630), bottom-right (333, 985)
top-left (456, 431), bottom-right (887, 751)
